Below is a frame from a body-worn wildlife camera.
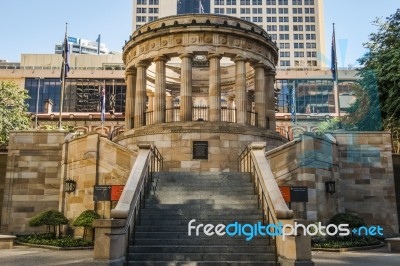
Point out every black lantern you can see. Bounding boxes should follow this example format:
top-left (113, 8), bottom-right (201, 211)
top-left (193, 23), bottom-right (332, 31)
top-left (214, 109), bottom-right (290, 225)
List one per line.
top-left (325, 180), bottom-right (336, 195)
top-left (65, 179), bottom-right (76, 194)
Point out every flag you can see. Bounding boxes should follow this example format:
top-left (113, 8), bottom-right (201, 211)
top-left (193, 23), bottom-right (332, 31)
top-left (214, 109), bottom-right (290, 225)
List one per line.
top-left (61, 33), bottom-right (70, 79)
top-left (331, 23), bottom-right (337, 81)
top-left (100, 82), bottom-right (106, 123)
top-left (291, 82), bottom-right (296, 123)
top-left (199, 0), bottom-right (205, 14)
top-left (96, 34), bottom-right (101, 55)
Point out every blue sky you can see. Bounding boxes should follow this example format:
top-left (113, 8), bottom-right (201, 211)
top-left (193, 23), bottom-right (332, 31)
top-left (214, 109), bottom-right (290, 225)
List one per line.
top-left (0, 0), bottom-right (398, 66)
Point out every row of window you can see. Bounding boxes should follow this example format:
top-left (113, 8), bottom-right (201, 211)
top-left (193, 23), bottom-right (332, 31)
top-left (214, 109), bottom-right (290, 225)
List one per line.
top-left (136, 16), bottom-right (159, 22)
top-left (269, 33), bottom-right (316, 40)
top-left (267, 25), bottom-right (315, 31)
top-left (136, 0), bottom-right (159, 5)
top-left (267, 16), bottom-right (315, 22)
top-left (136, 7), bottom-right (159, 13)
top-left (214, 7), bottom-right (315, 14)
top-left (267, 7), bottom-right (314, 14)
top-left (279, 42), bottom-right (316, 49)
top-left (280, 51), bottom-right (317, 57)
top-left (279, 60), bottom-right (317, 67)
top-left (214, 0), bottom-right (315, 4)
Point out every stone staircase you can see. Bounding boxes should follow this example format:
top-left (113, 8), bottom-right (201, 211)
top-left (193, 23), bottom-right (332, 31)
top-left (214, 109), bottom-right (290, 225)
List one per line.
top-left (127, 172), bottom-right (277, 265)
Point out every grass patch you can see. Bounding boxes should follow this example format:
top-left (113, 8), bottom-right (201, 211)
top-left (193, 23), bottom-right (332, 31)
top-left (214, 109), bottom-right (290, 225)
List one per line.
top-left (17, 234), bottom-right (93, 248)
top-left (312, 236), bottom-right (381, 249)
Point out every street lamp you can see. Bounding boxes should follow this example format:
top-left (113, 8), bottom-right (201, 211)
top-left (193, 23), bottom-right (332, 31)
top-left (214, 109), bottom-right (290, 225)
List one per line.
top-left (35, 77), bottom-right (44, 129)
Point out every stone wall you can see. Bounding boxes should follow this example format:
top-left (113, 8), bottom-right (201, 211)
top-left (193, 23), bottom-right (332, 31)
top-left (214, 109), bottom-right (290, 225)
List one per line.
top-left (0, 147), bottom-right (7, 228)
top-left (116, 122), bottom-right (287, 172)
top-left (60, 133), bottom-right (137, 237)
top-left (1, 131), bottom-right (68, 233)
top-left (393, 154), bottom-right (400, 230)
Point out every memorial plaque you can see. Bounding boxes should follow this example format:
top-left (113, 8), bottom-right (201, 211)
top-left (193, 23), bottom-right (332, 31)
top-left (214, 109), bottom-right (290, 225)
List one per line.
top-left (290, 186), bottom-right (308, 202)
top-left (111, 185), bottom-right (125, 201)
top-left (93, 185), bottom-right (111, 201)
top-left (193, 141), bottom-right (208, 159)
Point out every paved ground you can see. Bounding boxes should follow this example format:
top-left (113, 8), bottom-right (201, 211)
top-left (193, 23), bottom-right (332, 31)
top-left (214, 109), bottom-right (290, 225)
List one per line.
top-left (0, 245), bottom-right (399, 265)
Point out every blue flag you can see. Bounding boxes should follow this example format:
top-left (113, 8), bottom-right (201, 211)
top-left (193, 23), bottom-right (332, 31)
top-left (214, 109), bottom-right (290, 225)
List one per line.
top-left (331, 24), bottom-right (337, 81)
top-left (100, 82), bottom-right (106, 123)
top-left (61, 34), bottom-right (70, 79)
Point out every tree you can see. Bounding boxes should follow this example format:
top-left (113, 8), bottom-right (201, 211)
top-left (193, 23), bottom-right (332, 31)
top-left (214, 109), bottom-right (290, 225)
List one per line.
top-left (0, 81), bottom-right (30, 145)
top-left (28, 210), bottom-right (69, 237)
top-left (349, 9), bottom-right (400, 144)
top-left (72, 210), bottom-right (100, 240)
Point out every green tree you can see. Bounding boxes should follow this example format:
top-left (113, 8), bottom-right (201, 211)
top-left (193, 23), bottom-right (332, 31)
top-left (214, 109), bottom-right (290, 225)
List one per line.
top-left (0, 81), bottom-right (30, 145)
top-left (72, 210), bottom-right (100, 240)
top-left (28, 210), bottom-right (69, 237)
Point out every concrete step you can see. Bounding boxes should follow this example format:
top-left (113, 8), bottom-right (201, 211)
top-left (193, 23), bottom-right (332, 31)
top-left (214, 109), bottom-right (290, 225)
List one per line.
top-left (153, 186), bottom-right (255, 193)
top-left (130, 245), bottom-right (275, 254)
top-left (138, 219), bottom-right (265, 226)
top-left (146, 198), bottom-right (258, 205)
top-left (133, 232), bottom-right (269, 240)
top-left (142, 203), bottom-right (259, 211)
top-left (127, 261), bottom-right (277, 266)
top-left (140, 209), bottom-right (262, 215)
top-left (151, 190), bottom-right (256, 197)
top-left (128, 253), bottom-right (276, 261)
top-left (132, 238), bottom-right (273, 246)
top-left (154, 172), bottom-right (251, 179)
top-left (139, 213), bottom-right (263, 220)
top-left (153, 180), bottom-right (254, 186)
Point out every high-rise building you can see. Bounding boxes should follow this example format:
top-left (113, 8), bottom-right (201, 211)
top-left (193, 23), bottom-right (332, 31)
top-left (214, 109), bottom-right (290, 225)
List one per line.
top-left (55, 36), bottom-right (109, 55)
top-left (132, 0), bottom-right (325, 68)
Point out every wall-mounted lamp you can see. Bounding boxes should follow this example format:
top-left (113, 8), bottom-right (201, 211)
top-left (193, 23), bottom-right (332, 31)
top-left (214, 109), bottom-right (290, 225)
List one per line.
top-left (65, 179), bottom-right (76, 194)
top-left (325, 180), bottom-right (336, 195)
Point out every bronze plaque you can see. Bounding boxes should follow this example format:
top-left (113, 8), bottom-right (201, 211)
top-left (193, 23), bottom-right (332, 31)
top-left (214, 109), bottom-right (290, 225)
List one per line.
top-left (193, 141), bottom-right (208, 160)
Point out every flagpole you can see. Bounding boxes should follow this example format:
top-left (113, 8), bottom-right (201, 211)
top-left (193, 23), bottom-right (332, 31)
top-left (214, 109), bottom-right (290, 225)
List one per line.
top-left (59, 23), bottom-right (68, 130)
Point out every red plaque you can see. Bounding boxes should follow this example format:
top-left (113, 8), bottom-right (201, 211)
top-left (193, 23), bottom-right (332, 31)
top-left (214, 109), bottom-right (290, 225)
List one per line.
top-left (279, 186), bottom-right (291, 203)
top-left (111, 185), bottom-right (125, 201)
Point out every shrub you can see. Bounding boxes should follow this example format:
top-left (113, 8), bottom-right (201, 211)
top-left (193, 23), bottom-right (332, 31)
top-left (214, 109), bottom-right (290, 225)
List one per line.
top-left (17, 234), bottom-right (93, 248)
top-left (328, 213), bottom-right (366, 230)
top-left (29, 210), bottom-right (69, 236)
top-left (72, 210), bottom-right (100, 240)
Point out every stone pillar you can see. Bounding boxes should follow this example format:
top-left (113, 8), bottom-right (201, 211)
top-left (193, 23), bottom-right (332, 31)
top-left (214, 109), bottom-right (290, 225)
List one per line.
top-left (253, 63), bottom-right (266, 128)
top-left (134, 62), bottom-right (149, 128)
top-left (265, 68), bottom-right (277, 130)
top-left (147, 91), bottom-right (154, 125)
top-left (234, 57), bottom-right (247, 124)
top-left (154, 56), bottom-right (169, 124)
top-left (227, 95), bottom-right (235, 123)
top-left (125, 68), bottom-right (137, 130)
top-left (208, 54), bottom-right (222, 122)
top-left (179, 53), bottom-right (194, 122)
top-left (166, 93), bottom-right (174, 122)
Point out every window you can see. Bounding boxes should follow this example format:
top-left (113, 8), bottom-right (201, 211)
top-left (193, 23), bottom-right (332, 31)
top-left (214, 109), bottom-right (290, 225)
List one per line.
top-left (240, 17), bottom-right (251, 21)
top-left (279, 34), bottom-right (289, 40)
top-left (149, 8), bottom-right (158, 13)
top-left (267, 17), bottom-right (277, 22)
top-left (294, 52), bottom-right (304, 57)
top-left (215, 0), bottom-right (225, 5)
top-left (240, 0), bottom-right (251, 4)
top-left (270, 34), bottom-right (277, 40)
top-left (279, 8), bottom-right (288, 14)
top-left (240, 8), bottom-right (250, 14)
top-left (252, 0), bottom-right (263, 5)
top-left (137, 0), bottom-right (147, 4)
top-left (136, 16), bottom-right (146, 22)
top-left (294, 42), bottom-right (304, 48)
top-left (227, 0), bottom-right (237, 4)
top-left (307, 51), bottom-right (317, 57)
top-left (266, 0), bottom-right (276, 4)
top-left (305, 16), bottom-right (315, 22)
top-left (280, 60), bottom-right (291, 67)
top-left (307, 60), bottom-right (317, 67)
top-left (306, 33), bottom-right (316, 40)
top-left (305, 25), bottom-right (315, 31)
top-left (293, 25), bottom-right (303, 31)
top-left (148, 16), bottom-right (158, 22)
top-left (292, 0), bottom-right (302, 5)
top-left (278, 0), bottom-right (288, 5)
top-left (279, 43), bottom-right (290, 49)
top-left (294, 34), bottom-right (304, 40)
top-left (227, 8), bottom-right (237, 14)
top-left (306, 42), bottom-right (316, 48)
top-left (149, 0), bottom-right (159, 4)
top-left (253, 17), bottom-right (263, 22)
top-left (253, 8), bottom-right (263, 14)
top-left (266, 8), bottom-right (277, 14)
top-left (305, 8), bottom-right (315, 14)
top-left (293, 8), bottom-right (302, 14)
top-left (280, 51), bottom-right (290, 57)
top-left (137, 8), bottom-right (146, 13)
top-left (267, 25), bottom-right (277, 31)
top-left (279, 16), bottom-right (289, 22)
top-left (304, 0), bottom-right (314, 5)
top-left (214, 8), bottom-right (225, 14)
top-left (279, 25), bottom-right (289, 31)
top-left (293, 16), bottom-right (303, 22)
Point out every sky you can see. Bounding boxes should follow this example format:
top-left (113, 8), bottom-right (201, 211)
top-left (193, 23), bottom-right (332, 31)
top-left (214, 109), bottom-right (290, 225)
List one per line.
top-left (0, 0), bottom-right (398, 67)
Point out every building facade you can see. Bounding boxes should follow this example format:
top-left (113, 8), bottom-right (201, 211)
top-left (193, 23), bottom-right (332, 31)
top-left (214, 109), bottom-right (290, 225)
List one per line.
top-left (132, 0), bottom-right (325, 68)
top-left (55, 36), bottom-right (109, 55)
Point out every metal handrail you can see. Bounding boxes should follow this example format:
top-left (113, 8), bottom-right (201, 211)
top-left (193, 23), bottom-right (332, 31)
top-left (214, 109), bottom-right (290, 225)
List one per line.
top-left (238, 146), bottom-right (278, 266)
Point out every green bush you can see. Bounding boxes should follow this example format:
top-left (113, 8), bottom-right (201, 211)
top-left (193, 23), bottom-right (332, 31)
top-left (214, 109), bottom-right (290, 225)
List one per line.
top-left (29, 210), bottom-right (69, 236)
top-left (328, 213), bottom-right (366, 230)
top-left (72, 210), bottom-right (100, 240)
top-left (17, 234), bottom-right (93, 248)
top-left (312, 236), bottom-right (380, 249)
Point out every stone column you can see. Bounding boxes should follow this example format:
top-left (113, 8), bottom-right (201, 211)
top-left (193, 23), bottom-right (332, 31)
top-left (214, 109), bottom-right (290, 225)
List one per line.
top-left (154, 56), bottom-right (169, 124)
top-left (134, 61), bottom-right (149, 128)
top-left (265, 68), bottom-right (277, 130)
top-left (166, 93), bottom-right (174, 122)
top-left (253, 63), bottom-right (266, 128)
top-left (226, 95), bottom-right (235, 123)
top-left (125, 68), bottom-right (136, 130)
top-left (147, 91), bottom-right (154, 125)
top-left (234, 57), bottom-right (247, 124)
top-left (208, 54), bottom-right (222, 122)
top-left (179, 53), bottom-right (193, 122)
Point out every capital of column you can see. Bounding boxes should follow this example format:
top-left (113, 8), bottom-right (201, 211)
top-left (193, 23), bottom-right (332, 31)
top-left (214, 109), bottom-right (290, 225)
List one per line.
top-left (233, 56), bottom-right (247, 63)
top-left (264, 67), bottom-right (276, 76)
top-left (125, 68), bottom-right (137, 76)
top-left (179, 53), bottom-right (194, 59)
top-left (153, 55), bottom-right (170, 63)
top-left (135, 61), bottom-right (151, 68)
top-left (147, 91), bottom-right (155, 97)
top-left (207, 53), bottom-right (222, 60)
top-left (251, 62), bottom-right (266, 69)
